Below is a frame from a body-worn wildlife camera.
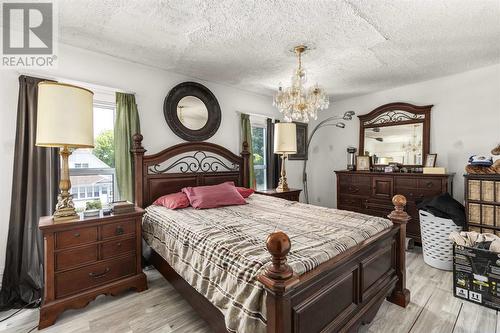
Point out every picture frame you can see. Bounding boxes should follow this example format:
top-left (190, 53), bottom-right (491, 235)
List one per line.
top-left (424, 153), bottom-right (437, 167)
top-left (288, 122), bottom-right (308, 160)
top-left (356, 155), bottom-right (371, 171)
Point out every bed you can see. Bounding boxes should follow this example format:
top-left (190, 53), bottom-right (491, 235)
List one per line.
top-left (132, 134), bottom-right (410, 333)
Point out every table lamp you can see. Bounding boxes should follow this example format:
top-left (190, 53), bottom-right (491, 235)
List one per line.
top-left (274, 122), bottom-right (297, 192)
top-left (36, 82), bottom-right (94, 221)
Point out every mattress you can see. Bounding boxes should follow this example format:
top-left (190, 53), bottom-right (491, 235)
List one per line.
top-left (142, 194), bottom-right (392, 333)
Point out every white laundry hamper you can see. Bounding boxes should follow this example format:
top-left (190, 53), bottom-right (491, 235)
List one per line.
top-left (419, 210), bottom-right (463, 270)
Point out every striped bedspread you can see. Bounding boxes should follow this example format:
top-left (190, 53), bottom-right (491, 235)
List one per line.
top-left (142, 194), bottom-right (392, 333)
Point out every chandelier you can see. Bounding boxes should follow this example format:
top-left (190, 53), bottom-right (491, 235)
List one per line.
top-left (402, 125), bottom-right (422, 164)
top-left (273, 45), bottom-right (329, 123)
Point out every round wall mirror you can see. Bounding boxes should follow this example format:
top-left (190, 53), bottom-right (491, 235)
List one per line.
top-left (177, 96), bottom-right (208, 130)
top-left (164, 82), bottom-right (221, 141)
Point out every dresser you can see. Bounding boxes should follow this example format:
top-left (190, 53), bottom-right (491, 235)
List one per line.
top-left (255, 188), bottom-right (302, 202)
top-left (38, 208), bottom-right (147, 329)
top-left (464, 174), bottom-right (500, 234)
top-left (335, 171), bottom-right (454, 242)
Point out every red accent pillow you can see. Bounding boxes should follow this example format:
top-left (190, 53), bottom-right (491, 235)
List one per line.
top-left (182, 182), bottom-right (246, 209)
top-left (236, 187), bottom-right (255, 198)
top-left (224, 181), bottom-right (255, 198)
top-left (153, 192), bottom-right (190, 209)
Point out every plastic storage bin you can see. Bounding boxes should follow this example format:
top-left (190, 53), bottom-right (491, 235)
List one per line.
top-left (419, 210), bottom-right (463, 270)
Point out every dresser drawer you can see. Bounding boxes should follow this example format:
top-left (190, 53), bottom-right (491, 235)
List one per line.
top-left (417, 178), bottom-right (442, 191)
top-left (340, 183), bottom-right (370, 195)
top-left (101, 220), bottom-right (136, 240)
top-left (351, 175), bottom-right (371, 186)
top-left (55, 227), bottom-right (98, 249)
top-left (55, 245), bottom-right (98, 271)
top-left (101, 237), bottom-right (136, 260)
top-left (394, 177), bottom-right (417, 189)
top-left (55, 255), bottom-right (135, 298)
top-left (339, 196), bottom-right (365, 209)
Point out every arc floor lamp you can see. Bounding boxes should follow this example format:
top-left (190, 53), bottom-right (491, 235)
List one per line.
top-left (303, 111), bottom-right (355, 204)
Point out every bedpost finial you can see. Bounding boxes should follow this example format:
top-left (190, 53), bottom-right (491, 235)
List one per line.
top-left (388, 194), bottom-right (410, 224)
top-left (392, 194), bottom-right (406, 208)
top-left (242, 141), bottom-right (250, 154)
top-left (132, 133), bottom-right (145, 152)
top-left (264, 231), bottom-right (293, 280)
top-left (267, 231), bottom-right (291, 258)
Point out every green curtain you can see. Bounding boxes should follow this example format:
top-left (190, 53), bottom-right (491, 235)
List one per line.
top-left (240, 113), bottom-right (255, 188)
top-left (115, 92), bottom-right (141, 202)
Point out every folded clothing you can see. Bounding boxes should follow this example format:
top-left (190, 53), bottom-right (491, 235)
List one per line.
top-left (468, 155), bottom-right (494, 167)
top-left (417, 193), bottom-right (465, 226)
top-left (449, 231), bottom-right (500, 253)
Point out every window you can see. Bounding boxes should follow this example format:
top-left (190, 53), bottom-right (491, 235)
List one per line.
top-left (251, 123), bottom-right (267, 190)
top-left (69, 100), bottom-right (116, 211)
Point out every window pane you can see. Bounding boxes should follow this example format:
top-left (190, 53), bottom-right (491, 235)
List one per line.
top-left (69, 104), bottom-right (116, 210)
top-left (70, 174), bottom-right (114, 210)
top-left (251, 126), bottom-right (267, 190)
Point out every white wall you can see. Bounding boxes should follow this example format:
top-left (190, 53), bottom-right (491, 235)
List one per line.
top-left (306, 64), bottom-right (500, 209)
top-left (0, 43), bottom-right (282, 279)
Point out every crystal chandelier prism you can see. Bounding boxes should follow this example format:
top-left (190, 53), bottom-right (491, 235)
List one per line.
top-left (273, 45), bottom-right (329, 123)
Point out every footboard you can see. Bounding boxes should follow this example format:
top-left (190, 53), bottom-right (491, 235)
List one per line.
top-left (258, 195), bottom-right (410, 333)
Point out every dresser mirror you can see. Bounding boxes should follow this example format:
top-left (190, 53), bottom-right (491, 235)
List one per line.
top-left (358, 102), bottom-right (432, 167)
top-left (164, 82), bottom-right (221, 141)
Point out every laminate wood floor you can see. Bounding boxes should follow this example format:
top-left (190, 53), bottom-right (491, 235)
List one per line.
top-left (0, 249), bottom-right (496, 333)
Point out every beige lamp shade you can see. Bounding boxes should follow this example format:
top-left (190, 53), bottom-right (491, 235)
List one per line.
top-left (36, 82), bottom-right (94, 148)
top-left (274, 122), bottom-right (297, 154)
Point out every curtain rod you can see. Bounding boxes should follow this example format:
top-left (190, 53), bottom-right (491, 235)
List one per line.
top-left (236, 111), bottom-right (276, 122)
top-left (16, 71), bottom-right (136, 95)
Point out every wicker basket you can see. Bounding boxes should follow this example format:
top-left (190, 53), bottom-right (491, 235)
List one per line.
top-left (419, 210), bottom-right (463, 270)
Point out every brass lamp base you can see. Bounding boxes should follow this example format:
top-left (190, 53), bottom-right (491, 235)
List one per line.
top-left (275, 153), bottom-right (290, 193)
top-left (276, 179), bottom-right (290, 192)
top-left (53, 146), bottom-right (79, 222)
top-left (53, 194), bottom-right (78, 222)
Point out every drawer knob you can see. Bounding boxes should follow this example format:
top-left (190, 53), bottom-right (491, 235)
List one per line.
top-left (116, 226), bottom-right (124, 235)
top-left (117, 242), bottom-right (122, 247)
top-left (73, 232), bottom-right (80, 238)
top-left (89, 267), bottom-right (110, 279)
top-left (426, 181), bottom-right (433, 188)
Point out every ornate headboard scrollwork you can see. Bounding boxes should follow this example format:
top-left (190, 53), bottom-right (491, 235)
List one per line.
top-left (131, 134), bottom-right (250, 208)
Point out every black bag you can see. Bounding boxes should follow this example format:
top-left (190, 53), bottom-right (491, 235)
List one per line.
top-left (417, 193), bottom-right (466, 226)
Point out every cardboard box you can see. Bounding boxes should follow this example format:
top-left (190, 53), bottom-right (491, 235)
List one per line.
top-left (453, 244), bottom-right (500, 310)
top-left (423, 167), bottom-right (446, 174)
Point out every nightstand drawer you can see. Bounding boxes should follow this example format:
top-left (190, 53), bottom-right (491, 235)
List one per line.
top-left (55, 245), bottom-right (98, 271)
top-left (101, 220), bottom-right (135, 240)
top-left (101, 238), bottom-right (136, 260)
top-left (55, 255), bottom-right (135, 298)
top-left (56, 227), bottom-right (97, 249)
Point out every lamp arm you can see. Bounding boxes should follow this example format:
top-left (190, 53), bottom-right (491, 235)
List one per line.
top-left (302, 116), bottom-right (346, 204)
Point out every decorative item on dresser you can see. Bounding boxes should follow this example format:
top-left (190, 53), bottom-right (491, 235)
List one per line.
top-left (38, 208), bottom-right (147, 329)
top-left (335, 170), bottom-right (453, 242)
top-left (464, 174), bottom-right (500, 234)
top-left (255, 188), bottom-right (302, 202)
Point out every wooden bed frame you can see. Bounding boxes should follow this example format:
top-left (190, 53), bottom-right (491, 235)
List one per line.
top-left (132, 134), bottom-right (410, 333)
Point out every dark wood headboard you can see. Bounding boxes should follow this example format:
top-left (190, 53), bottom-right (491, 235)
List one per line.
top-left (131, 134), bottom-right (250, 208)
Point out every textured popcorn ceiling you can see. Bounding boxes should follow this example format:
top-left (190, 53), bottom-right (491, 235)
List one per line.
top-left (59, 0), bottom-right (500, 99)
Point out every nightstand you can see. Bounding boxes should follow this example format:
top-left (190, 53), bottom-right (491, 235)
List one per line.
top-left (255, 188), bottom-right (302, 202)
top-left (38, 208), bottom-right (147, 329)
